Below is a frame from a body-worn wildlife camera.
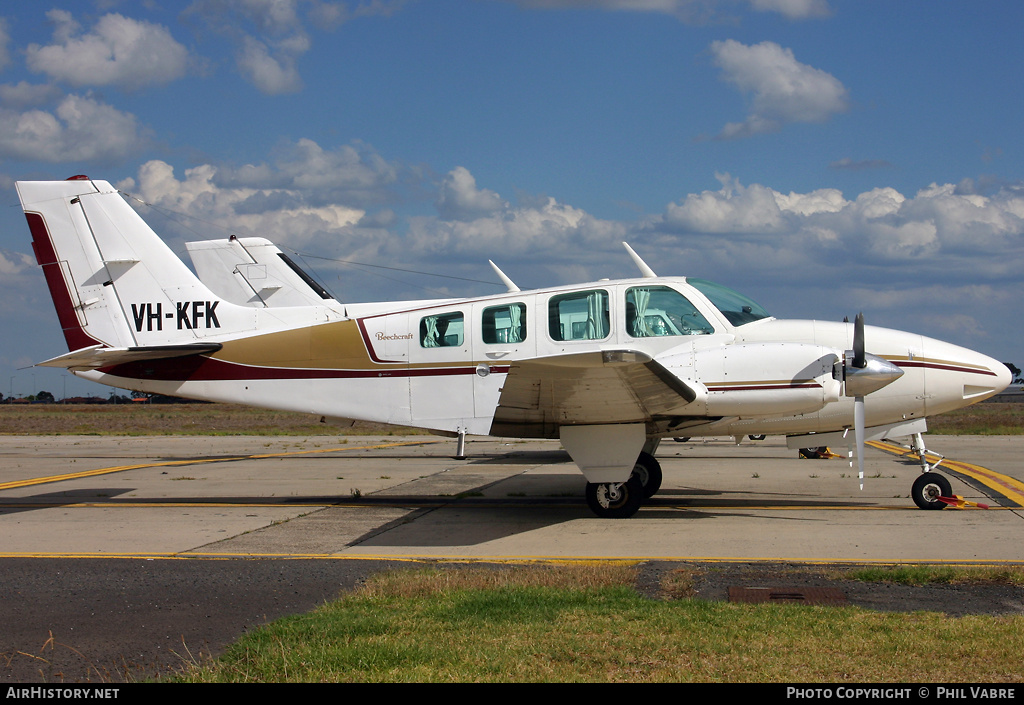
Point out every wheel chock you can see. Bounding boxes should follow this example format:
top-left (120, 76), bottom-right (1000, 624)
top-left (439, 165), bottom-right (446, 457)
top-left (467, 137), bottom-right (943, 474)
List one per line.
top-left (937, 495), bottom-right (990, 509)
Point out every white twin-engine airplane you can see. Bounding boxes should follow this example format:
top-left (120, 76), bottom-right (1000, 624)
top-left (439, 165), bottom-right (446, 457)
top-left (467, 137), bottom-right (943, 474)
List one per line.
top-left (18, 177), bottom-right (1011, 517)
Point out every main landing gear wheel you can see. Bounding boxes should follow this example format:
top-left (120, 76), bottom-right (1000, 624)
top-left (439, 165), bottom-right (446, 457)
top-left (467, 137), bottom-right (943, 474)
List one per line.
top-left (585, 475), bottom-right (644, 518)
top-left (632, 451), bottom-right (663, 499)
top-left (912, 472), bottom-right (952, 510)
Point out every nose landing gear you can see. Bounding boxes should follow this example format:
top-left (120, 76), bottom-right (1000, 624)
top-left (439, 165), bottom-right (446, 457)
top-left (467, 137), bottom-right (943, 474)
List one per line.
top-left (907, 432), bottom-right (952, 510)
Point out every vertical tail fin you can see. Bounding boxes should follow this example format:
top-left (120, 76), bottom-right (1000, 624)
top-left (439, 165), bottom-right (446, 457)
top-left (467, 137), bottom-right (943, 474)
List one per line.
top-left (18, 177), bottom-right (257, 354)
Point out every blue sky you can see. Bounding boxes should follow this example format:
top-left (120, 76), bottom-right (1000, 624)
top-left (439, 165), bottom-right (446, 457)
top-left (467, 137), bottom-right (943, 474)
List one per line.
top-left (0, 0), bottom-right (1020, 399)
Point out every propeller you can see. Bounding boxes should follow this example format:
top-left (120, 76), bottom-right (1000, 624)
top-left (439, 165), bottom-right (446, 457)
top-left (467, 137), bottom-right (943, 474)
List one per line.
top-left (836, 313), bottom-right (904, 489)
top-left (852, 312), bottom-right (866, 369)
top-left (851, 313), bottom-right (867, 489)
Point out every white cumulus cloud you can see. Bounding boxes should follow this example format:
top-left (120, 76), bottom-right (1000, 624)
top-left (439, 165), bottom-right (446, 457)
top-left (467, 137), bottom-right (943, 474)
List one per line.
top-left (651, 174), bottom-right (1024, 287)
top-left (183, 0), bottom-right (402, 94)
top-left (212, 138), bottom-right (403, 207)
top-left (404, 169), bottom-right (626, 272)
top-left (748, 0), bottom-right (831, 19)
top-left (119, 159), bottom-right (365, 251)
top-left (0, 94), bottom-right (148, 163)
top-left (26, 11), bottom-right (190, 90)
top-left (710, 39), bottom-right (849, 139)
top-left (236, 35), bottom-right (303, 94)
top-left (436, 167), bottom-right (507, 221)
top-left (0, 82), bottom-right (63, 109)
top-left (507, 1), bottom-right (831, 22)
top-left (0, 249), bottom-right (34, 276)
top-left (663, 173), bottom-right (788, 233)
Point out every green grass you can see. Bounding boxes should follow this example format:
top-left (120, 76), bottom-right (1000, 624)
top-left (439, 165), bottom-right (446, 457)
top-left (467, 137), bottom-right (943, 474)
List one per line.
top-left (170, 565), bottom-right (1024, 683)
top-left (839, 565), bottom-right (1024, 587)
top-left (926, 402), bottom-right (1024, 435)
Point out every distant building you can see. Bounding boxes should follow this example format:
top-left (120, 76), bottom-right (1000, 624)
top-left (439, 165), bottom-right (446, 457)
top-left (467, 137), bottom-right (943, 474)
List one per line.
top-left (61, 396), bottom-right (108, 405)
top-left (989, 384), bottom-right (1024, 403)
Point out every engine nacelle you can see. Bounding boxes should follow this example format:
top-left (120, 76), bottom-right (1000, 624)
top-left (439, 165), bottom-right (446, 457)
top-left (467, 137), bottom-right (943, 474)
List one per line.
top-left (691, 343), bottom-right (841, 418)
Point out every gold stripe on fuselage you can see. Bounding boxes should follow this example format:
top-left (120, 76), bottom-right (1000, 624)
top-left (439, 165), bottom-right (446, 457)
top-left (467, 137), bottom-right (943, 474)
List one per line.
top-left (213, 319), bottom-right (376, 369)
top-left (210, 318), bottom-right (481, 371)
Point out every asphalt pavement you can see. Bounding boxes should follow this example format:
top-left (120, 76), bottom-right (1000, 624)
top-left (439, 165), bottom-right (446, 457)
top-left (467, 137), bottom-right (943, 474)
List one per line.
top-left (2, 433), bottom-right (1022, 681)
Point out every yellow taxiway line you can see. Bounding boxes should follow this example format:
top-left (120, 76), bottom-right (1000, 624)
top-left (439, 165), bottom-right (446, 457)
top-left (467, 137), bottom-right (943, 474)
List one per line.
top-left (0, 552), bottom-right (1021, 567)
top-left (0, 439), bottom-right (444, 491)
top-left (0, 500), bottom-right (1016, 512)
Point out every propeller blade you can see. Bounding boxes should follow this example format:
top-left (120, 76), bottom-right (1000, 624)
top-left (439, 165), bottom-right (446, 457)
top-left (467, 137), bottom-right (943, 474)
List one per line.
top-left (852, 312), bottom-right (866, 369)
top-left (854, 395), bottom-right (865, 490)
top-left (841, 313), bottom-right (891, 491)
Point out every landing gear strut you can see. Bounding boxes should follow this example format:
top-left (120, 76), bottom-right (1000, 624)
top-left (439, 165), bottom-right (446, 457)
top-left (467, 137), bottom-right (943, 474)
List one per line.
top-left (910, 432), bottom-right (944, 473)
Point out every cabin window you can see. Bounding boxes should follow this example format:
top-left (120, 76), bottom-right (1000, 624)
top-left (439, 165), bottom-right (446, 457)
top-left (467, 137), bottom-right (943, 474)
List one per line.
top-left (482, 303), bottom-right (527, 344)
top-left (420, 312), bottom-right (464, 347)
top-left (625, 286), bottom-right (715, 337)
top-left (548, 290), bottom-right (609, 341)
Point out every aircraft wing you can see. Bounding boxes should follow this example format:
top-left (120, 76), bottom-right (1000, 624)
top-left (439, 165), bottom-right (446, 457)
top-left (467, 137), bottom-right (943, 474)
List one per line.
top-left (490, 349), bottom-right (697, 437)
top-left (36, 343), bottom-right (223, 371)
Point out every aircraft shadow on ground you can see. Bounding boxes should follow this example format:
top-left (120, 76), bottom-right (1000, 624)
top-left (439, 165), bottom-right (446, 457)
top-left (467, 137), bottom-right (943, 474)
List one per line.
top-left (345, 477), bottom-right (878, 548)
top-left (0, 488), bottom-right (136, 514)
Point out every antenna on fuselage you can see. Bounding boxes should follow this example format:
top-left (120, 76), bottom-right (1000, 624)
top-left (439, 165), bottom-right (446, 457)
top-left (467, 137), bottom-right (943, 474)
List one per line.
top-left (623, 242), bottom-right (657, 278)
top-left (489, 260), bottom-right (520, 292)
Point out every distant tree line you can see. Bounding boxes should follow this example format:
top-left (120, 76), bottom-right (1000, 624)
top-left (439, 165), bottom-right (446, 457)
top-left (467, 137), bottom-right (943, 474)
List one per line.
top-left (1, 390), bottom-right (208, 404)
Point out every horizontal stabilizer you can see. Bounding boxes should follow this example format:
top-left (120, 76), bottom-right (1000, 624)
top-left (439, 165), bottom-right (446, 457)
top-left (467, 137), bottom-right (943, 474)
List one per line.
top-left (37, 343), bottom-right (223, 371)
top-left (186, 236), bottom-right (339, 308)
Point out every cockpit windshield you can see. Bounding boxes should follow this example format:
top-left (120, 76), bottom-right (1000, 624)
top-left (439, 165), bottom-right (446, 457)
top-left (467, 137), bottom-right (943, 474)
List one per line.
top-left (687, 278), bottom-right (771, 326)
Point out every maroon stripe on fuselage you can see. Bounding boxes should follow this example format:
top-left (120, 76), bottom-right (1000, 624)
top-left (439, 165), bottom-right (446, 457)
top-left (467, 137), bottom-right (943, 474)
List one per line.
top-left (101, 355), bottom-right (509, 382)
top-left (708, 382), bottom-right (821, 392)
top-left (355, 317), bottom-right (399, 363)
top-left (26, 212), bottom-right (101, 352)
top-left (894, 360), bottom-right (998, 376)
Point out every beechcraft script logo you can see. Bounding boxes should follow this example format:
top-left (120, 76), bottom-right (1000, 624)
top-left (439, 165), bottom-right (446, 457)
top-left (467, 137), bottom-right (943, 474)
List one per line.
top-left (131, 301), bottom-right (221, 331)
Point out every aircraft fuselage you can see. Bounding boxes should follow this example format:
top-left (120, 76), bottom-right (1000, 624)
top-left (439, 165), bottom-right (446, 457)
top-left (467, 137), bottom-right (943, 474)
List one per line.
top-left (80, 276), bottom-right (1009, 444)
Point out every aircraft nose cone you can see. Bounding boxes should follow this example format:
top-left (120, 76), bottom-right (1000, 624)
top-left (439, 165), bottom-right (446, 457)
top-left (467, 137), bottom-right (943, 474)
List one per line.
top-left (915, 340), bottom-right (1013, 415)
top-left (958, 348), bottom-right (1012, 397)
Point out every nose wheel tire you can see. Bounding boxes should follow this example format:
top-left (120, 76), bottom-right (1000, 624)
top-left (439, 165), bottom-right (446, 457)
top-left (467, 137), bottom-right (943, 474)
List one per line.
top-left (632, 451), bottom-right (663, 499)
top-left (911, 472), bottom-right (952, 510)
top-left (585, 475), bottom-right (644, 518)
